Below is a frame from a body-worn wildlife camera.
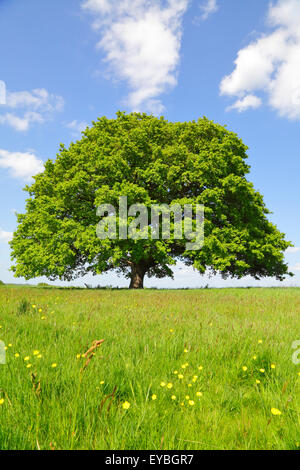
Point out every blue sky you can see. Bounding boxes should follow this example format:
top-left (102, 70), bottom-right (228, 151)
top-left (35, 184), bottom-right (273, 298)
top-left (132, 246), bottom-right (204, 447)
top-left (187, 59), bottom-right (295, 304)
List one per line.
top-left (0, 0), bottom-right (300, 288)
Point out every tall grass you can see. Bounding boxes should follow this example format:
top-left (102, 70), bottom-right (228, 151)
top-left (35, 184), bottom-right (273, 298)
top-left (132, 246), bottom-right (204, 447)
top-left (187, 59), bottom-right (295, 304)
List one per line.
top-left (0, 286), bottom-right (299, 450)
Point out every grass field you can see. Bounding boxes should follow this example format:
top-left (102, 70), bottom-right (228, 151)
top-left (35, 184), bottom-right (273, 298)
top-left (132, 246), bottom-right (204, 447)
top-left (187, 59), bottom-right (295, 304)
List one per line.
top-left (0, 285), bottom-right (299, 450)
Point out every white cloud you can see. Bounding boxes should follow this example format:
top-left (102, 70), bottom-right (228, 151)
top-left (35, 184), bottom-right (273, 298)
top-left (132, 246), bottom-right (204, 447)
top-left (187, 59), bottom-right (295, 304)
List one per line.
top-left (67, 120), bottom-right (88, 137)
top-left (81, 0), bottom-right (189, 114)
top-left (0, 149), bottom-right (44, 181)
top-left (292, 263), bottom-right (300, 271)
top-left (6, 89), bottom-right (64, 112)
top-left (227, 94), bottom-right (262, 113)
top-left (0, 88), bottom-right (64, 132)
top-left (286, 247), bottom-right (300, 254)
top-left (0, 80), bottom-right (6, 105)
top-left (220, 0), bottom-right (300, 120)
top-left (199, 0), bottom-right (218, 20)
top-left (0, 112), bottom-right (44, 132)
top-left (0, 229), bottom-right (13, 243)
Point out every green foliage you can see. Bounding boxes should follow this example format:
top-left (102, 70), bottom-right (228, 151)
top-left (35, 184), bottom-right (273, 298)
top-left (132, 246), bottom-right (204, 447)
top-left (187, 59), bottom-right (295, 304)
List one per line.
top-left (10, 112), bottom-right (292, 287)
top-left (0, 285), bottom-right (299, 450)
top-left (0, 280), bottom-right (4, 286)
top-left (16, 298), bottom-right (31, 315)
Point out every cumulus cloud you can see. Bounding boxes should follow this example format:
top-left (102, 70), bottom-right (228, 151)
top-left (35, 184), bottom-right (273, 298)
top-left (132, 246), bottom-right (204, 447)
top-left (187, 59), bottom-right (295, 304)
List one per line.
top-left (0, 112), bottom-right (44, 132)
top-left (0, 229), bottom-right (13, 243)
top-left (0, 88), bottom-right (64, 132)
top-left (0, 80), bottom-right (6, 105)
top-left (199, 0), bottom-right (218, 20)
top-left (226, 94), bottom-right (262, 113)
top-left (220, 0), bottom-right (300, 119)
top-left (286, 247), bottom-right (300, 254)
top-left (81, 0), bottom-right (189, 114)
top-left (292, 263), bottom-right (300, 271)
top-left (0, 149), bottom-right (44, 181)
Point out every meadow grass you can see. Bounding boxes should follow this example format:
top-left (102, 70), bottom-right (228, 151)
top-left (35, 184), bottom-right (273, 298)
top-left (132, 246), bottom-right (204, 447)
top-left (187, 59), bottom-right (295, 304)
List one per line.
top-left (0, 285), bottom-right (299, 450)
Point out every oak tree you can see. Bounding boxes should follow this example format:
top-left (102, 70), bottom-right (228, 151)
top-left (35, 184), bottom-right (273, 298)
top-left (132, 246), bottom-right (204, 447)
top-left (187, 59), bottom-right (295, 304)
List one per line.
top-left (11, 112), bottom-right (292, 288)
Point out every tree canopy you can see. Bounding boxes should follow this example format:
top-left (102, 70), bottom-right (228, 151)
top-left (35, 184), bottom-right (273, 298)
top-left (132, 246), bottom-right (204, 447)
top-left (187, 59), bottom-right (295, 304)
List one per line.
top-left (11, 112), bottom-right (292, 288)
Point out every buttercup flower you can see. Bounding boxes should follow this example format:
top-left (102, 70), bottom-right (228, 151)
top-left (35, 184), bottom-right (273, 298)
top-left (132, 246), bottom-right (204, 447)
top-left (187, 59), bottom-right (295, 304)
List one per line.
top-left (122, 401), bottom-right (131, 410)
top-left (271, 408), bottom-right (282, 416)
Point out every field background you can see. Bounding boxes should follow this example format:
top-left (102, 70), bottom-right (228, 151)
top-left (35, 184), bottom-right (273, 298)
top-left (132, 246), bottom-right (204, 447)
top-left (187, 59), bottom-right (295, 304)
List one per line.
top-left (0, 285), bottom-right (299, 450)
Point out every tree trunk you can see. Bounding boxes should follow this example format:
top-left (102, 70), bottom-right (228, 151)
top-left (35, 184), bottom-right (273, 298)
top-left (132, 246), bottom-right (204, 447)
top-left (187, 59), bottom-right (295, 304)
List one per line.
top-left (129, 264), bottom-right (146, 289)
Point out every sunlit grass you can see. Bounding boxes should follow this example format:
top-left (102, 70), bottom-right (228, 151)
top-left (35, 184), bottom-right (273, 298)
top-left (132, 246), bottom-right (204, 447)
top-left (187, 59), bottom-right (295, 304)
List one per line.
top-left (0, 286), bottom-right (299, 450)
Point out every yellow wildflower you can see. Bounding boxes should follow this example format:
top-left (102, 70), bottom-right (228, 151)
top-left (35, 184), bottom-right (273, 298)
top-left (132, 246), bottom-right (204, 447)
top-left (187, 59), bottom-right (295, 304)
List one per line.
top-left (167, 383), bottom-right (173, 389)
top-left (51, 363), bottom-right (57, 368)
top-left (122, 401), bottom-right (130, 410)
top-left (188, 400), bottom-right (195, 406)
top-left (0, 399), bottom-right (4, 405)
top-left (151, 394), bottom-right (157, 401)
top-left (271, 408), bottom-right (282, 416)
top-left (160, 382), bottom-right (166, 387)
top-left (242, 366), bottom-right (248, 372)
top-left (171, 395), bottom-right (176, 400)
